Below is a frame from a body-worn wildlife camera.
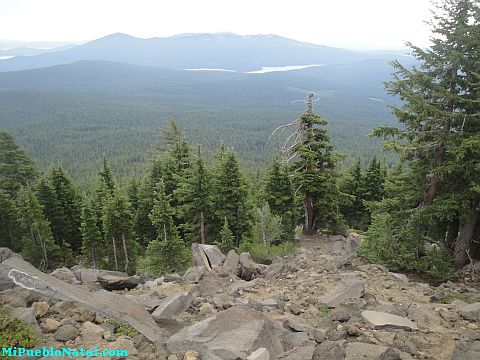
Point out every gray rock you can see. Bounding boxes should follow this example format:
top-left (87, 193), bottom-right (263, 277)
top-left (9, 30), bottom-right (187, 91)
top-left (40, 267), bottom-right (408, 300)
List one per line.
top-left (163, 273), bottom-right (183, 283)
top-left (41, 318), bottom-right (61, 333)
top-left (278, 346), bottom-right (315, 360)
top-left (313, 340), bottom-right (346, 360)
top-left (0, 255), bottom-right (166, 343)
top-left (239, 252), bottom-right (260, 281)
top-left (192, 243), bottom-right (225, 270)
top-left (223, 250), bottom-right (240, 274)
top-left (283, 332), bottom-right (312, 348)
top-left (183, 266), bottom-right (207, 284)
top-left (362, 310), bottom-right (418, 331)
top-left (452, 300), bottom-right (480, 321)
top-left (5, 306), bottom-right (41, 334)
top-left (0, 287), bottom-right (40, 307)
top-left (318, 278), bottom-right (365, 308)
top-left (80, 321), bottom-right (105, 341)
top-left (97, 271), bottom-right (141, 291)
top-left (76, 268), bottom-right (100, 283)
top-left (247, 348), bottom-right (270, 360)
top-left (345, 235), bottom-right (362, 255)
top-left (452, 340), bottom-right (480, 360)
top-left (31, 301), bottom-right (49, 317)
top-left (344, 342), bottom-right (412, 360)
top-left (151, 292), bottom-right (193, 320)
top-left (260, 298), bottom-right (279, 309)
top-left (213, 293), bottom-right (234, 309)
top-left (153, 318), bottom-right (185, 337)
top-left (389, 272), bottom-right (409, 282)
top-left (283, 317), bottom-right (314, 334)
top-left (50, 267), bottom-right (80, 285)
top-left (54, 324), bottom-right (79, 342)
top-left (415, 283), bottom-right (433, 296)
top-left (166, 306), bottom-right (283, 360)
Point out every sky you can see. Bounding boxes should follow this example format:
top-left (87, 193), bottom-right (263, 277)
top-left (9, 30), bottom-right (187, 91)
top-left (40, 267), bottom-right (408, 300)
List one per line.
top-left (0, 0), bottom-right (434, 50)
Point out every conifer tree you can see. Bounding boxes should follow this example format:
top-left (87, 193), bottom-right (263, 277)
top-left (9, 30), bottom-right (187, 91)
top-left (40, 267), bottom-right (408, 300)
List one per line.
top-left (0, 131), bottom-right (36, 197)
top-left (339, 159), bottom-right (365, 229)
top-left (146, 179), bottom-right (189, 274)
top-left (365, 0), bottom-right (480, 269)
top-left (0, 191), bottom-right (21, 250)
top-left (103, 189), bottom-right (138, 273)
top-left (80, 198), bottom-right (103, 269)
top-left (48, 167), bottom-right (83, 254)
top-left (264, 158), bottom-right (296, 241)
top-left (176, 147), bottom-right (212, 244)
top-left (216, 217), bottom-right (235, 253)
top-left (212, 147), bottom-right (254, 246)
top-left (17, 186), bottom-right (62, 271)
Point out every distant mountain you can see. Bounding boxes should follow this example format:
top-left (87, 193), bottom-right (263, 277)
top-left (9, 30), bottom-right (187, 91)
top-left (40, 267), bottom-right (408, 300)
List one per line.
top-left (0, 32), bottom-right (410, 72)
top-left (0, 44), bottom-right (76, 58)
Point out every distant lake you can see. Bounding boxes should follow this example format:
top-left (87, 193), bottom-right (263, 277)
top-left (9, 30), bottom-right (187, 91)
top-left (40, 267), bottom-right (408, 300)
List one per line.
top-left (184, 64), bottom-right (325, 74)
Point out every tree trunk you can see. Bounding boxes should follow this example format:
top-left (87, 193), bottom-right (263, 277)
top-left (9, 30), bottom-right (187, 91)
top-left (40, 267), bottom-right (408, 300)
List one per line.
top-left (36, 229), bottom-right (48, 270)
top-left (112, 236), bottom-right (118, 271)
top-left (90, 244), bottom-right (97, 269)
top-left (121, 232), bottom-right (129, 273)
top-left (445, 219), bottom-right (459, 249)
top-left (303, 193), bottom-right (315, 235)
top-left (200, 211), bottom-right (205, 244)
top-left (454, 211), bottom-right (479, 268)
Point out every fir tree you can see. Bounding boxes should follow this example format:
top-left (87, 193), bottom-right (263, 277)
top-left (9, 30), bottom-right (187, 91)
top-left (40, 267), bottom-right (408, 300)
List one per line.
top-left (146, 179), bottom-right (189, 274)
top-left (216, 216), bottom-right (235, 253)
top-left (264, 158), bottom-right (296, 241)
top-left (102, 188), bottom-right (138, 273)
top-left (339, 159), bottom-right (365, 229)
top-left (17, 186), bottom-right (62, 271)
top-left (176, 147), bottom-right (212, 244)
top-left (80, 198), bottom-right (103, 268)
top-left (0, 191), bottom-right (21, 251)
top-left (366, 0), bottom-right (480, 269)
top-left (212, 147), bottom-right (254, 246)
top-left (0, 131), bottom-right (36, 197)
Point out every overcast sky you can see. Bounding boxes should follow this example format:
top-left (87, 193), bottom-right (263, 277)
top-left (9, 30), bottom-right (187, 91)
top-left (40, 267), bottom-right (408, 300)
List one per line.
top-left (0, 0), bottom-right (434, 50)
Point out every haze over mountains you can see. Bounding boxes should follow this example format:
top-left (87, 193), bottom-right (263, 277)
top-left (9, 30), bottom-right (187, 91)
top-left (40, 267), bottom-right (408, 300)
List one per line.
top-left (0, 33), bottom-right (414, 183)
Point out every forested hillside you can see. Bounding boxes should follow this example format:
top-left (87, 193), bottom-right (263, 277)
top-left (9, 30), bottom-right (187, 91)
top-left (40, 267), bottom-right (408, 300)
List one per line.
top-left (0, 58), bottom-right (407, 185)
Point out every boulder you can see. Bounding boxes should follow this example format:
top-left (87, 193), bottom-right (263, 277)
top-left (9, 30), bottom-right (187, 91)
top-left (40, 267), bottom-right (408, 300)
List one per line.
top-left (80, 321), bottom-right (105, 342)
top-left (0, 255), bottom-right (166, 343)
top-left (54, 324), bottom-right (79, 342)
top-left (278, 346), bottom-right (315, 360)
top-left (110, 337), bottom-right (138, 357)
top-left (164, 273), bottom-right (183, 283)
top-left (452, 340), bottom-right (480, 360)
top-left (76, 268), bottom-right (100, 284)
top-left (97, 271), bottom-right (141, 291)
top-left (5, 306), bottom-right (41, 334)
top-left (452, 300), bottom-right (480, 321)
top-left (192, 243), bottom-right (225, 270)
top-left (318, 278), bottom-right (364, 308)
top-left (389, 272), bottom-right (409, 283)
top-left (213, 293), bottom-right (234, 309)
top-left (151, 292), bottom-right (193, 320)
top-left (183, 266), bottom-right (207, 284)
top-left (239, 252), bottom-right (260, 281)
top-left (41, 318), bottom-right (61, 333)
top-left (344, 342), bottom-right (412, 360)
top-left (345, 235), bottom-right (362, 255)
top-left (283, 317), bottom-right (314, 334)
top-left (31, 301), bottom-right (49, 317)
top-left (223, 250), bottom-right (240, 274)
top-left (0, 287), bottom-right (40, 307)
top-left (50, 267), bottom-right (80, 285)
top-left (166, 306), bottom-right (283, 360)
top-left (247, 348), bottom-right (270, 360)
top-left (361, 310), bottom-right (418, 331)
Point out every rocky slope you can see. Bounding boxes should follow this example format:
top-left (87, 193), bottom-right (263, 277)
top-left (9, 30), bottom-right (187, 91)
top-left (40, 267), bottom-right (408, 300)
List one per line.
top-left (1, 236), bottom-right (479, 360)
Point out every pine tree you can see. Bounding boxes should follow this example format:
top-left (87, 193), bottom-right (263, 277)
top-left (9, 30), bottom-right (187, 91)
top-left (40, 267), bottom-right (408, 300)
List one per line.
top-left (17, 186), bottom-right (62, 271)
top-left (176, 147), bottom-right (212, 244)
top-left (216, 217), bottom-right (235, 253)
top-left (212, 147), bottom-right (254, 246)
top-left (366, 0), bottom-right (480, 269)
top-left (292, 93), bottom-right (340, 234)
top-left (0, 191), bottom-right (21, 251)
top-left (0, 131), bottom-right (36, 197)
top-left (35, 177), bottom-right (74, 264)
top-left (80, 198), bottom-right (103, 268)
top-left (264, 158), bottom-right (296, 241)
top-left (146, 179), bottom-right (189, 274)
top-left (339, 159), bottom-right (366, 229)
top-left (103, 188), bottom-right (138, 273)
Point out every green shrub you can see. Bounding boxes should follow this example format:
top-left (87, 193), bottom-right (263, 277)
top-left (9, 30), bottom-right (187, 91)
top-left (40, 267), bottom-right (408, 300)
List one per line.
top-left (240, 241), bottom-right (294, 264)
top-left (105, 318), bottom-right (138, 337)
top-left (0, 314), bottom-right (39, 359)
top-left (417, 248), bottom-right (456, 283)
top-left (439, 292), bottom-right (480, 304)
